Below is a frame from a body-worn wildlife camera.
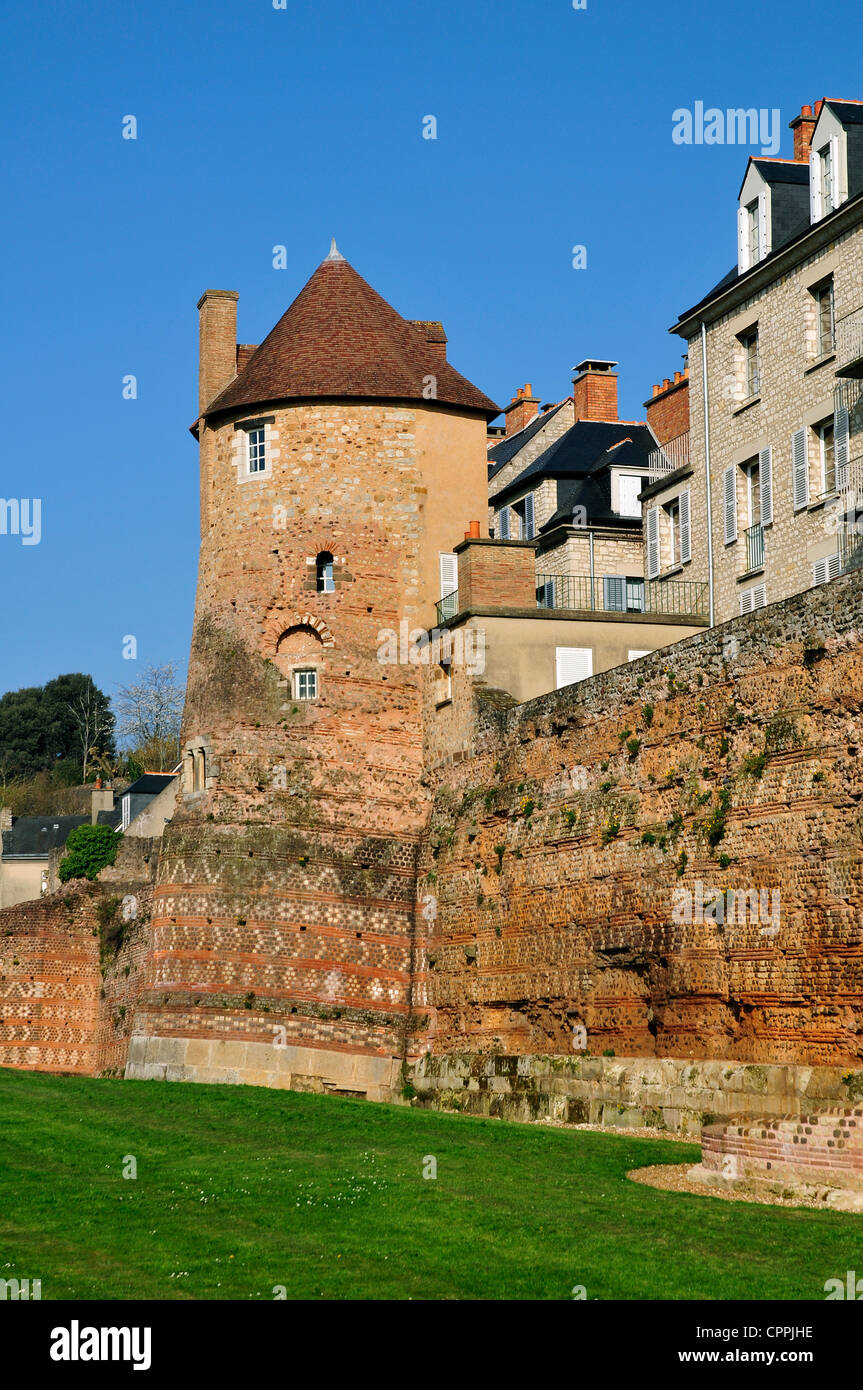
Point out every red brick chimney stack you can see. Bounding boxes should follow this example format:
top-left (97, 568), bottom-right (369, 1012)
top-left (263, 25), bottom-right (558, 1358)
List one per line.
top-left (789, 102), bottom-right (820, 163)
top-left (197, 289), bottom-right (239, 414)
top-left (571, 360), bottom-right (618, 423)
top-left (503, 383), bottom-right (541, 436)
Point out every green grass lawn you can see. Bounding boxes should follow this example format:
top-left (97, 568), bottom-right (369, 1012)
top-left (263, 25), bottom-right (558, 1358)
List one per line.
top-left (1, 1067), bottom-right (861, 1300)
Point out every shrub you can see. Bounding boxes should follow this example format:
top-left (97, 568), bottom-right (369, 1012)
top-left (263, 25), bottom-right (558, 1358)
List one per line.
top-left (641, 704), bottom-right (654, 728)
top-left (626, 737), bottom-right (641, 759)
top-left (58, 825), bottom-right (121, 882)
top-left (741, 750), bottom-right (767, 779)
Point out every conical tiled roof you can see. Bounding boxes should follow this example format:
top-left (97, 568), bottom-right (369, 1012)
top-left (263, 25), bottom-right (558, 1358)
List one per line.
top-left (205, 251), bottom-right (499, 419)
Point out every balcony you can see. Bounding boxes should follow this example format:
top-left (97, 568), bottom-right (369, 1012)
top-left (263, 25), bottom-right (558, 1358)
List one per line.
top-left (744, 523), bottom-right (764, 573)
top-left (436, 588), bottom-right (459, 624)
top-left (835, 307), bottom-right (863, 379)
top-left (536, 573), bottom-right (709, 620)
top-left (647, 430), bottom-right (690, 483)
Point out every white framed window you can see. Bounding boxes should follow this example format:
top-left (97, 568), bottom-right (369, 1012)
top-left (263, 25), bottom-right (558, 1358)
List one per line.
top-left (665, 498), bottom-right (681, 566)
top-left (819, 145), bottom-right (834, 215)
top-left (626, 577), bottom-right (645, 612)
top-left (248, 426), bottom-right (267, 473)
top-left (746, 200), bottom-right (760, 267)
top-left (555, 647), bottom-right (592, 690)
top-left (744, 458), bottom-right (762, 527)
top-left (512, 493), bottom-right (535, 540)
top-left (121, 794), bottom-right (131, 832)
top-left (812, 279), bottom-right (835, 358)
top-left (739, 584), bottom-right (766, 615)
top-left (294, 668), bottom-right (318, 700)
top-left (232, 417), bottom-right (276, 482)
top-left (812, 553), bottom-right (841, 587)
top-left (738, 328), bottom-right (760, 399)
top-left (817, 419), bottom-right (836, 496)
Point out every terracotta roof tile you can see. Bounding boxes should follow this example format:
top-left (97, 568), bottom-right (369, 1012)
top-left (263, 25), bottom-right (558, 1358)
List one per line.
top-left (205, 255), bottom-right (498, 419)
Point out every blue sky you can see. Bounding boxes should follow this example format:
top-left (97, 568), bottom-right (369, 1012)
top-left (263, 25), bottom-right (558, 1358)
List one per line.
top-left (1, 0), bottom-right (861, 701)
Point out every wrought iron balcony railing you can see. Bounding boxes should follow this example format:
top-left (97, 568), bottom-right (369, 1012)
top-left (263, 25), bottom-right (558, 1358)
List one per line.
top-left (647, 430), bottom-right (690, 483)
top-left (436, 589), bottom-right (459, 624)
top-left (835, 306), bottom-right (863, 379)
top-left (536, 573), bottom-right (709, 620)
top-left (744, 522), bottom-right (764, 572)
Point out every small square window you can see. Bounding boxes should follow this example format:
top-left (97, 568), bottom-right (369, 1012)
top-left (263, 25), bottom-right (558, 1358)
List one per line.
top-left (294, 669), bottom-right (318, 700)
top-left (248, 427), bottom-right (267, 473)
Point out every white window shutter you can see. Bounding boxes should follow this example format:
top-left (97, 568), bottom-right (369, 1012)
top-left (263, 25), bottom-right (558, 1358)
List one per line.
top-left (810, 147), bottom-right (822, 222)
top-left (679, 488), bottom-right (691, 562)
top-left (792, 427), bottom-right (809, 511)
top-left (439, 552), bottom-right (458, 599)
top-left (723, 466), bottom-right (737, 543)
top-left (646, 506), bottom-right (660, 579)
top-left (753, 584), bottom-right (766, 608)
top-left (497, 508), bottom-right (510, 540)
top-left (555, 647), bottom-right (593, 689)
top-left (737, 205), bottom-right (748, 273)
top-left (758, 190), bottom-right (769, 261)
top-left (740, 588), bottom-right (753, 615)
top-left (828, 551), bottom-right (842, 580)
top-left (603, 575), bottom-right (626, 612)
top-left (830, 134), bottom-right (842, 208)
top-left (759, 447), bottom-right (773, 525)
top-left (836, 403), bottom-right (850, 490)
top-left (524, 492), bottom-right (535, 539)
top-left (812, 558), bottom-right (827, 587)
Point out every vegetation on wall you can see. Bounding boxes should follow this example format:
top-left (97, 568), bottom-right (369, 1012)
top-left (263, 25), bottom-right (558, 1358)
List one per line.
top-left (58, 825), bottom-right (122, 882)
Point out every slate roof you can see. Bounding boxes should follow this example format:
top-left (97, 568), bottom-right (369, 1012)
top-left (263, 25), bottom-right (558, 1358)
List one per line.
top-left (123, 774), bottom-right (174, 798)
top-left (487, 401), bottom-right (567, 479)
top-left (825, 99), bottom-right (863, 125)
top-left (2, 815), bottom-right (89, 858)
top-left (204, 254), bottom-right (498, 420)
top-left (492, 420), bottom-right (654, 513)
top-left (749, 158), bottom-right (810, 186)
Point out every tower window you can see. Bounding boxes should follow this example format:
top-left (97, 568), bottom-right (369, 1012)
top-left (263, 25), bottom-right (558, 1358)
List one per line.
top-left (316, 552), bottom-right (335, 593)
top-left (294, 669), bottom-right (318, 700)
top-left (248, 427), bottom-right (267, 473)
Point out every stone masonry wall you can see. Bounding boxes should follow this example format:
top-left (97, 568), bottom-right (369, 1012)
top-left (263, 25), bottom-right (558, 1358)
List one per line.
top-left (0, 841), bottom-right (155, 1076)
top-left (417, 567), bottom-right (863, 1068)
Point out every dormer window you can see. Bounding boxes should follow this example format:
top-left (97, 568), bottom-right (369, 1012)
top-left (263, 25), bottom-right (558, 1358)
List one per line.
top-left (737, 191), bottom-right (767, 273)
top-left (819, 145), bottom-right (834, 214)
top-left (746, 200), bottom-right (760, 266)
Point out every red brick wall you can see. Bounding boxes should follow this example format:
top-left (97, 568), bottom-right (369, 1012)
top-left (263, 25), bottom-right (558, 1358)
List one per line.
top-left (645, 375), bottom-right (689, 445)
top-left (455, 540), bottom-right (537, 611)
top-left (702, 1111), bottom-right (863, 1188)
top-left (572, 371), bottom-right (618, 422)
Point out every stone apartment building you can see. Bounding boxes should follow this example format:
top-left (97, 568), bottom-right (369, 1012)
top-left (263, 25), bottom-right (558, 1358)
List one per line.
top-left (645, 97), bottom-right (863, 623)
top-left (459, 360), bottom-right (705, 697)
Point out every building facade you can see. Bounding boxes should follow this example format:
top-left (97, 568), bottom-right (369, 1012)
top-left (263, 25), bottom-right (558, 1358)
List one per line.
top-left (646, 98), bottom-right (863, 624)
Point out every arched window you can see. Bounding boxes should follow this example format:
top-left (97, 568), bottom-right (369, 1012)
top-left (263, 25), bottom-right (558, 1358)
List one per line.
top-left (316, 552), bottom-right (335, 593)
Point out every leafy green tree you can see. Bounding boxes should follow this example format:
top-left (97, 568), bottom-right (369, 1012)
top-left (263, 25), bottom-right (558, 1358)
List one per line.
top-left (58, 825), bottom-right (122, 882)
top-left (0, 674), bottom-right (114, 780)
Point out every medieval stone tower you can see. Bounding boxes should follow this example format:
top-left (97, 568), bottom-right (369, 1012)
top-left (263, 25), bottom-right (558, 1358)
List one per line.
top-left (125, 243), bottom-right (497, 1097)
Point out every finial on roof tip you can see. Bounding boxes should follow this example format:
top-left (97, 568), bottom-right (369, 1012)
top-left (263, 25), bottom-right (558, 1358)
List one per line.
top-left (325, 237), bottom-right (345, 262)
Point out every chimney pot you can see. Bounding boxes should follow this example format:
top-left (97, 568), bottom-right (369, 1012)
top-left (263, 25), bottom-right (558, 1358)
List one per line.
top-left (468, 519), bottom-right (481, 539)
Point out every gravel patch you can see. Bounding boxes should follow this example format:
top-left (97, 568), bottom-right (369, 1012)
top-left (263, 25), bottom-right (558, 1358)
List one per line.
top-left (628, 1162), bottom-right (844, 1209)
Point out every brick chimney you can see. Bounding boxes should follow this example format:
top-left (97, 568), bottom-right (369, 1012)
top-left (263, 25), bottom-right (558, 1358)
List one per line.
top-left (789, 103), bottom-right (819, 163)
top-left (504, 383), bottom-right (541, 436)
top-left (644, 367), bottom-right (690, 447)
top-left (572, 360), bottom-right (618, 422)
top-left (197, 290), bottom-right (239, 414)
